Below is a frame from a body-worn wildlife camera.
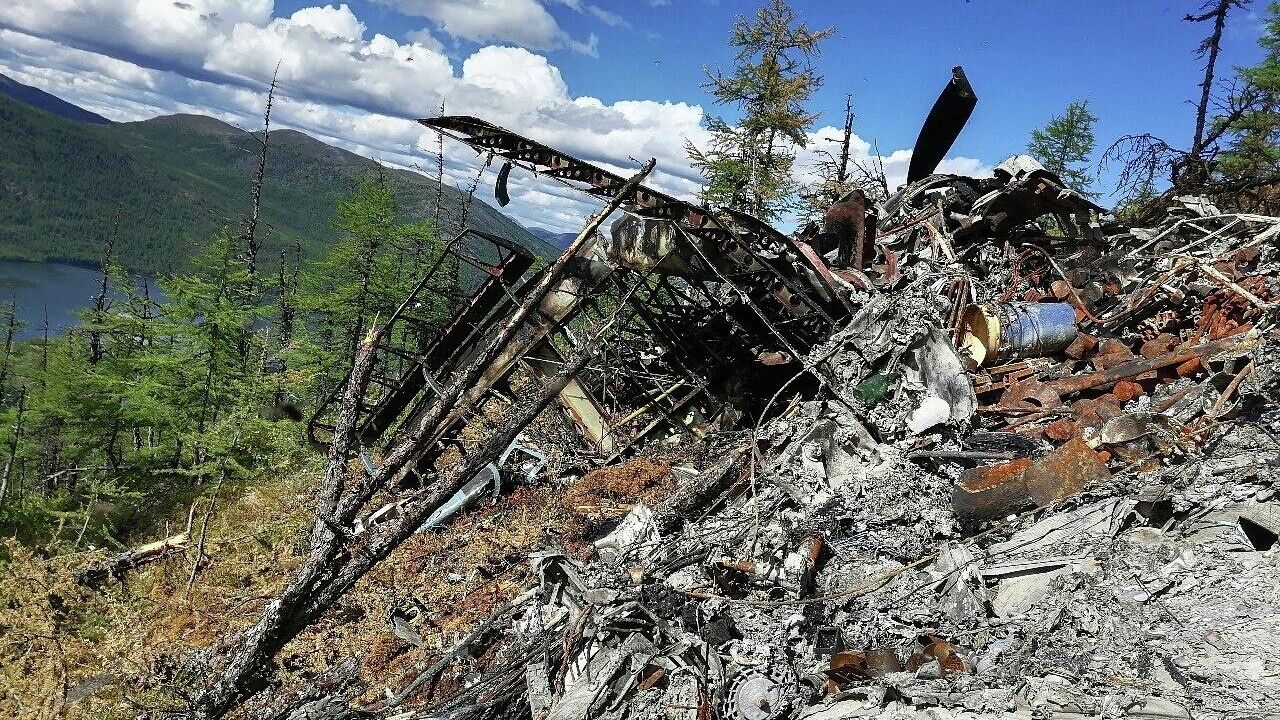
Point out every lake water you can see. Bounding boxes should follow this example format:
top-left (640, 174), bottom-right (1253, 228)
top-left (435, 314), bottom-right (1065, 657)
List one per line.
top-left (0, 261), bottom-right (158, 341)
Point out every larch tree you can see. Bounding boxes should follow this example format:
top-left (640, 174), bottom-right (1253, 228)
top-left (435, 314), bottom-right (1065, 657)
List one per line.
top-left (1217, 1), bottom-right (1280, 195)
top-left (297, 173), bottom-right (445, 394)
top-left (687, 0), bottom-right (833, 221)
top-left (1028, 100), bottom-right (1099, 196)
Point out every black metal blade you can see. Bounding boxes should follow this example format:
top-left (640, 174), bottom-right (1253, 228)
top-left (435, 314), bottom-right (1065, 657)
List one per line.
top-left (906, 66), bottom-right (977, 185)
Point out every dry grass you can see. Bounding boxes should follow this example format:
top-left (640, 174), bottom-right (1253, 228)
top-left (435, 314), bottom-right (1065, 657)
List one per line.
top-left (0, 444), bottom-right (689, 717)
top-left (564, 457), bottom-right (674, 519)
top-left (0, 464), bottom-right (315, 719)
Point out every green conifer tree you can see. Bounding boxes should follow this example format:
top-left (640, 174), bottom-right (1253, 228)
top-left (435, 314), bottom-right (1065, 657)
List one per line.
top-left (1028, 100), bottom-right (1099, 196)
top-left (687, 0), bottom-right (833, 220)
top-left (1218, 1), bottom-right (1280, 187)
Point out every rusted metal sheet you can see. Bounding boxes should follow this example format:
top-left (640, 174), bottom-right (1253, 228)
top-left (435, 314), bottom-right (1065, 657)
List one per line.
top-left (1045, 330), bottom-right (1257, 397)
top-left (953, 438), bottom-right (1110, 520)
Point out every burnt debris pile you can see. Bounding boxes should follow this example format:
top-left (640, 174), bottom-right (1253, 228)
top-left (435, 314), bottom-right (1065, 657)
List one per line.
top-left (300, 72), bottom-right (1280, 720)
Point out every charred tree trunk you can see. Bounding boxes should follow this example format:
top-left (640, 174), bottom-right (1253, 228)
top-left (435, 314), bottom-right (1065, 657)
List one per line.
top-left (432, 100), bottom-right (446, 230)
top-left (835, 94), bottom-right (854, 189)
top-left (1185, 0), bottom-right (1245, 184)
top-left (0, 301), bottom-right (17, 399)
top-left (277, 243), bottom-right (300, 346)
top-left (190, 325), bottom-right (381, 717)
top-left (242, 70), bottom-right (278, 293)
top-left (455, 152), bottom-right (493, 235)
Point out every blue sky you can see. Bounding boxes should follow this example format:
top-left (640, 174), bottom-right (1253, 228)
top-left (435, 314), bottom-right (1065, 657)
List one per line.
top-left (0, 1), bottom-right (1271, 229)
top-left (546, 0), bottom-right (1270, 194)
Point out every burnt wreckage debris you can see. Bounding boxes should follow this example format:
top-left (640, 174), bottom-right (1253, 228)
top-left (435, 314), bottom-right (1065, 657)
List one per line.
top-left (305, 68), bottom-right (1280, 719)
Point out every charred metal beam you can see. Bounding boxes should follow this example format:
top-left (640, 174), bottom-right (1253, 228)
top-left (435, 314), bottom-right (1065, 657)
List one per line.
top-left (420, 116), bottom-right (851, 325)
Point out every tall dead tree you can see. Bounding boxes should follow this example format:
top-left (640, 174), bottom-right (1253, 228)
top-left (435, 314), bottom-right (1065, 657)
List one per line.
top-left (190, 160), bottom-right (656, 719)
top-left (808, 95), bottom-right (887, 216)
top-left (456, 152), bottom-right (494, 233)
top-left (276, 241), bottom-right (301, 346)
top-left (0, 300), bottom-right (18, 398)
top-left (432, 100), bottom-right (446, 229)
top-left (88, 226), bottom-right (117, 365)
top-left (1189, 1), bottom-right (1248, 162)
top-left (445, 152), bottom-right (494, 296)
top-left (0, 387), bottom-right (27, 515)
top-left (241, 69), bottom-right (279, 291)
top-left (1102, 0), bottom-right (1251, 202)
top-left (834, 94), bottom-right (854, 190)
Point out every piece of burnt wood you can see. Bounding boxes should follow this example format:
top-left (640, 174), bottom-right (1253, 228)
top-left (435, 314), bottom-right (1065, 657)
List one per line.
top-left (651, 447), bottom-right (748, 534)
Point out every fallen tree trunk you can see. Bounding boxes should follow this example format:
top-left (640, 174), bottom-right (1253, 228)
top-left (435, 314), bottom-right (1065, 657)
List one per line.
top-left (256, 656), bottom-right (369, 720)
top-left (77, 532), bottom-right (189, 587)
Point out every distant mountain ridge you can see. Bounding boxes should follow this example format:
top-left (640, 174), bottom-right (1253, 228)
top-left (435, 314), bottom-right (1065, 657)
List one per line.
top-left (526, 226), bottom-right (579, 250)
top-left (0, 72), bottom-right (112, 124)
top-left (0, 76), bottom-right (556, 274)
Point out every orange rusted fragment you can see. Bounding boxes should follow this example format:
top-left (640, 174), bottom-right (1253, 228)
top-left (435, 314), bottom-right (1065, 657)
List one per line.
top-left (1140, 333), bottom-right (1178, 358)
top-left (906, 636), bottom-right (966, 676)
top-left (1046, 331), bottom-right (1256, 397)
top-left (954, 458), bottom-right (1035, 520)
top-left (1175, 357), bottom-right (1203, 378)
top-left (826, 649), bottom-right (902, 690)
top-left (1094, 351), bottom-right (1134, 371)
top-left (1023, 437), bottom-right (1111, 505)
top-left (1112, 380), bottom-right (1145, 402)
top-left (1098, 338), bottom-right (1132, 358)
top-left (1044, 419), bottom-right (1077, 442)
top-left (999, 380), bottom-right (1062, 413)
top-left (1064, 333), bottom-right (1098, 360)
top-left (962, 458), bottom-right (1034, 491)
top-left (954, 438), bottom-right (1110, 520)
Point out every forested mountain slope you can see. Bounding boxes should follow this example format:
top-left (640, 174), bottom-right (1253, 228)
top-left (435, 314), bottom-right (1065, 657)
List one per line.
top-left (0, 93), bottom-right (556, 273)
top-left (0, 71), bottom-right (112, 124)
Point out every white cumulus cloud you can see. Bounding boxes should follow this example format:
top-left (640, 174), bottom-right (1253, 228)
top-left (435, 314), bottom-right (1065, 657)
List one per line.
top-left (0, 1), bottom-right (993, 233)
top-left (370, 0), bottom-right (598, 54)
top-left (798, 124), bottom-right (992, 197)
